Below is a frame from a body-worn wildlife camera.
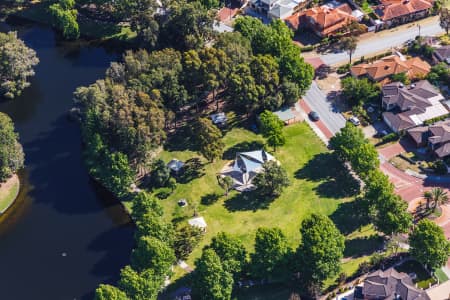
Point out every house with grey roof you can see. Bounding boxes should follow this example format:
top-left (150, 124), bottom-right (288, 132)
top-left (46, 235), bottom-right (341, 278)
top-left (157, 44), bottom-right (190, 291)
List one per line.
top-left (356, 268), bottom-right (429, 300)
top-left (249, 0), bottom-right (306, 19)
top-left (432, 45), bottom-right (450, 65)
top-left (382, 80), bottom-right (447, 133)
top-left (408, 120), bottom-right (450, 158)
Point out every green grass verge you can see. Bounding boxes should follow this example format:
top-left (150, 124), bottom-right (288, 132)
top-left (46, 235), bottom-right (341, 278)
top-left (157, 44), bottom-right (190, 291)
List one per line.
top-left (0, 177), bottom-right (19, 213)
top-left (434, 268), bottom-right (449, 283)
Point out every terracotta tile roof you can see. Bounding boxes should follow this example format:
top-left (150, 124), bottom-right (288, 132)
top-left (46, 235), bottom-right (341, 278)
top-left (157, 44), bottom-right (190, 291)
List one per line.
top-left (375, 0), bottom-right (433, 21)
top-left (285, 12), bottom-right (301, 29)
top-left (286, 4), bottom-right (356, 35)
top-left (217, 7), bottom-right (239, 22)
top-left (405, 57), bottom-right (431, 78)
top-left (351, 55), bottom-right (430, 81)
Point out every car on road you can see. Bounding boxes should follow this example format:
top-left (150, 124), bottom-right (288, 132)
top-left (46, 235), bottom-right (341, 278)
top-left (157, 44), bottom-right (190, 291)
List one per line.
top-left (309, 111), bottom-right (320, 121)
top-left (348, 116), bottom-right (360, 126)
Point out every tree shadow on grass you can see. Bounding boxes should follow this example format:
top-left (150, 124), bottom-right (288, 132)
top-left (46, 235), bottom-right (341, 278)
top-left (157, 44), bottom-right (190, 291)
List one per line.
top-left (295, 153), bottom-right (360, 199)
top-left (223, 141), bottom-right (265, 160)
top-left (344, 235), bottom-right (384, 258)
top-left (176, 158), bottom-right (205, 184)
top-left (201, 192), bottom-right (221, 205)
top-left (330, 200), bottom-right (370, 235)
top-left (165, 125), bottom-right (198, 152)
top-left (224, 191), bottom-right (274, 212)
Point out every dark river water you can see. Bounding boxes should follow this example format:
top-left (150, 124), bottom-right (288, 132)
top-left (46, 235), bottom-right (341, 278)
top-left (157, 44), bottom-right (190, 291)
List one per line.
top-left (0, 21), bottom-right (134, 300)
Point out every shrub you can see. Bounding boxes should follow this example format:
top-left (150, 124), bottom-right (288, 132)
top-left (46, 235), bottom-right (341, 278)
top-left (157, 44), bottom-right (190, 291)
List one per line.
top-left (155, 187), bottom-right (172, 199)
top-left (300, 45), bottom-right (315, 52)
top-left (337, 64), bottom-right (350, 74)
top-left (381, 132), bottom-right (399, 143)
top-left (432, 160), bottom-right (447, 175)
top-left (423, 114), bottom-right (450, 125)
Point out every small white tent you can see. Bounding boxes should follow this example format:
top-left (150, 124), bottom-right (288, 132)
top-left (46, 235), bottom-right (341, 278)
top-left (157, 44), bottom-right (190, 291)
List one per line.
top-left (188, 217), bottom-right (207, 231)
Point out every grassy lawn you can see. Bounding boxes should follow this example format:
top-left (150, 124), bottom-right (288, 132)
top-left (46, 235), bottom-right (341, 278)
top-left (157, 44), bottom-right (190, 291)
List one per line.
top-left (14, 3), bottom-right (136, 42)
top-left (151, 121), bottom-right (380, 288)
top-left (395, 260), bottom-right (436, 289)
top-left (0, 175), bottom-right (20, 213)
top-left (435, 268), bottom-right (449, 283)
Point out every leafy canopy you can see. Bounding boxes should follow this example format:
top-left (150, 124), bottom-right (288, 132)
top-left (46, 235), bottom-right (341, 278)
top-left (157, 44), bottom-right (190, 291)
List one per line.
top-left (296, 214), bottom-right (345, 286)
top-left (409, 219), bottom-right (450, 269)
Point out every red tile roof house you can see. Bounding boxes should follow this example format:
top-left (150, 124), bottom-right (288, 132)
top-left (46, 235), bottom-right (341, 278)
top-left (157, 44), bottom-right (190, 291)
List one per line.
top-left (381, 80), bottom-right (448, 133)
top-left (374, 0), bottom-right (434, 28)
top-left (350, 54), bottom-right (431, 83)
top-left (285, 3), bottom-right (357, 37)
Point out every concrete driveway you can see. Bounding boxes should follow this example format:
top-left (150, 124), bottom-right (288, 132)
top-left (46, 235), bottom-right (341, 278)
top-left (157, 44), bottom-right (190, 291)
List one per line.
top-left (319, 16), bottom-right (444, 66)
top-left (303, 81), bottom-right (346, 135)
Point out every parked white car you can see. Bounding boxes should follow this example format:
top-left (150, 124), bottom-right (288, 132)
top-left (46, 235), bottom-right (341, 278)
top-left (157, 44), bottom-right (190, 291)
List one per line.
top-left (348, 116), bottom-right (360, 126)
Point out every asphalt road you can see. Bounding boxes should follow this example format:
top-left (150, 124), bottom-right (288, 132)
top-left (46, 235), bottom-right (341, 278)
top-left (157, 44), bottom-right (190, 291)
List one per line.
top-left (320, 17), bottom-right (444, 66)
top-left (303, 81), bottom-right (346, 134)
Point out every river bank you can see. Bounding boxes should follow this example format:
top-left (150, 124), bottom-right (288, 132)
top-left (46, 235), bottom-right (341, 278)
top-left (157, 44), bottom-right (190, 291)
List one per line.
top-left (1, 2), bottom-right (136, 44)
top-left (0, 174), bottom-right (20, 214)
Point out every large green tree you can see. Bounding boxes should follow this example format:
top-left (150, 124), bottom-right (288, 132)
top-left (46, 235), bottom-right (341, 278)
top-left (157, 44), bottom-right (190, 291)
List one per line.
top-left (193, 117), bottom-right (224, 162)
top-left (160, 0), bottom-right (215, 50)
top-left (215, 32), bottom-right (253, 65)
top-left (0, 31), bottom-right (39, 99)
top-left (49, 0), bottom-right (80, 40)
top-left (348, 142), bottom-right (379, 177)
top-left (94, 284), bottom-right (128, 300)
top-left (234, 17), bottom-right (313, 95)
top-left (364, 170), bottom-right (412, 235)
top-left (193, 248), bottom-right (234, 300)
top-left (253, 161), bottom-right (290, 197)
top-left (197, 47), bottom-right (231, 109)
top-left (0, 112), bottom-right (24, 181)
top-left (208, 232), bottom-right (247, 277)
top-left (330, 122), bottom-right (367, 162)
top-left (130, 192), bottom-right (164, 221)
top-left (251, 227), bottom-right (291, 279)
top-left (341, 77), bottom-right (380, 107)
top-left (131, 235), bottom-right (175, 274)
top-left (118, 266), bottom-right (163, 300)
top-left (372, 193), bottom-right (412, 235)
top-left (259, 110), bottom-right (285, 151)
top-left (409, 219), bottom-right (450, 270)
top-left (296, 214), bottom-right (345, 289)
top-left (173, 224), bottom-right (204, 260)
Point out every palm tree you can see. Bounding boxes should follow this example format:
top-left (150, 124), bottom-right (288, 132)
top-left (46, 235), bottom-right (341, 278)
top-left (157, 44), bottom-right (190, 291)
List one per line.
top-left (339, 36), bottom-right (358, 64)
top-left (429, 187), bottom-right (449, 211)
top-left (423, 190), bottom-right (432, 210)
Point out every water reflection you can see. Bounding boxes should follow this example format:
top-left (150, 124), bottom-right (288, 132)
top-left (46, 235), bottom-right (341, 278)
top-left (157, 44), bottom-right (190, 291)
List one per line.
top-left (0, 20), bottom-right (133, 300)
